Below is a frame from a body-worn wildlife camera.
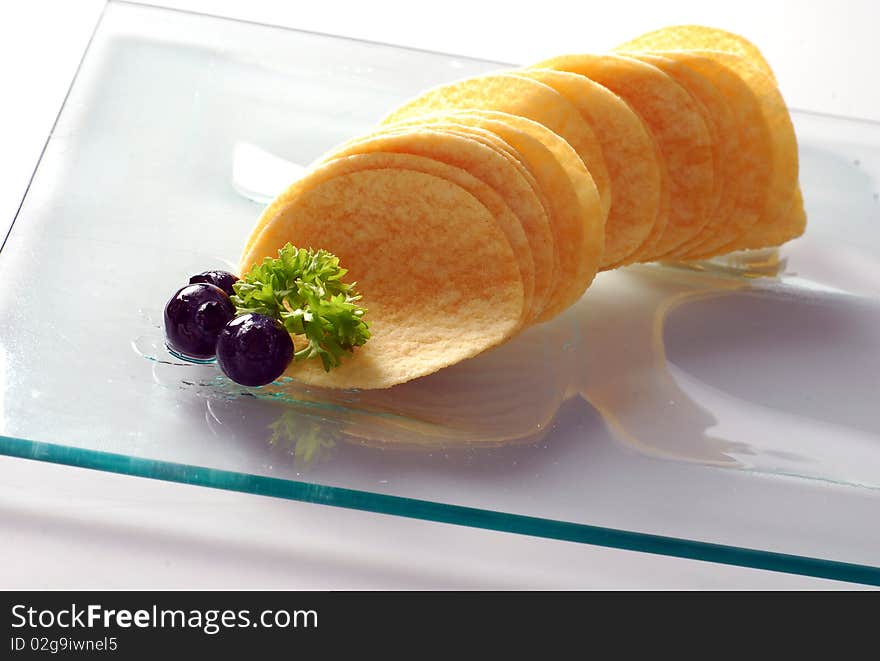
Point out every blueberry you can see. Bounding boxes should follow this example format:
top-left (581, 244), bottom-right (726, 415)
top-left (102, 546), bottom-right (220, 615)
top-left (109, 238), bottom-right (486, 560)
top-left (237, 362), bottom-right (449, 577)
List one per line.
top-left (164, 283), bottom-right (235, 360)
top-left (216, 313), bottom-right (294, 387)
top-left (189, 270), bottom-right (239, 296)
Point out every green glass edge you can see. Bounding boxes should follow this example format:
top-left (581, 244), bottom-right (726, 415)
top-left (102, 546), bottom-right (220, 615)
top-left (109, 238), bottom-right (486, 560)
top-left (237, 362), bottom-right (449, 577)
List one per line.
top-left (1, 434), bottom-right (877, 586)
top-left (3, 1), bottom-right (878, 587)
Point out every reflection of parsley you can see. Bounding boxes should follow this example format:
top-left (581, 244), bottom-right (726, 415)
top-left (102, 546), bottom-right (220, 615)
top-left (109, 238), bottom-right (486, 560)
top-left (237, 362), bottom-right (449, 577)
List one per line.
top-left (232, 243), bottom-right (370, 371)
top-left (267, 411), bottom-right (336, 467)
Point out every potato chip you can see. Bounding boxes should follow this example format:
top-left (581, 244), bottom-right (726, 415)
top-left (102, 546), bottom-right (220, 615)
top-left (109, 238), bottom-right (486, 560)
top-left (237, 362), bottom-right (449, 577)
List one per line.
top-left (537, 53), bottom-right (714, 259)
top-left (616, 25), bottom-right (777, 84)
top-left (698, 52), bottom-right (798, 252)
top-left (628, 53), bottom-right (738, 258)
top-left (233, 24), bottom-right (807, 392)
top-left (242, 161), bottom-right (525, 390)
top-left (659, 51), bottom-right (798, 256)
top-left (368, 119), bottom-right (547, 203)
top-left (761, 185), bottom-right (806, 247)
top-left (381, 72), bottom-right (612, 221)
top-left (626, 51), bottom-right (768, 258)
top-left (384, 109), bottom-right (604, 322)
top-left (362, 121), bottom-right (557, 317)
top-left (690, 188), bottom-right (805, 261)
top-left (318, 126), bottom-right (554, 321)
top-left (514, 68), bottom-right (663, 267)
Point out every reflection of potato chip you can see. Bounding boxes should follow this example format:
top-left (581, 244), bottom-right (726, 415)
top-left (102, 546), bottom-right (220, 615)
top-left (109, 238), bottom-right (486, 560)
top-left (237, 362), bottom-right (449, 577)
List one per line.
top-left (335, 313), bottom-right (580, 448)
top-left (515, 68), bottom-right (662, 268)
top-left (617, 25), bottom-right (777, 84)
top-left (381, 72), bottom-right (612, 223)
top-left (767, 185), bottom-right (806, 249)
top-left (537, 53), bottom-right (714, 259)
top-left (317, 129), bottom-right (540, 322)
top-left (387, 109), bottom-right (603, 322)
top-left (242, 160), bottom-right (524, 389)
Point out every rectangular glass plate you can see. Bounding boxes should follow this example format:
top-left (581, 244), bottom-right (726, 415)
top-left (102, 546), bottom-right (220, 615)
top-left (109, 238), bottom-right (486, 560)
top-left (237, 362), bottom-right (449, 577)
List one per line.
top-left (2, 1), bottom-right (880, 584)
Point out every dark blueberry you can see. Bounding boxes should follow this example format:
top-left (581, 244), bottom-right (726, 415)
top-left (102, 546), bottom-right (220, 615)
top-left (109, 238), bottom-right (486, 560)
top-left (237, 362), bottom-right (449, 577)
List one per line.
top-left (216, 313), bottom-right (294, 387)
top-left (164, 283), bottom-right (235, 360)
top-left (189, 270), bottom-right (239, 296)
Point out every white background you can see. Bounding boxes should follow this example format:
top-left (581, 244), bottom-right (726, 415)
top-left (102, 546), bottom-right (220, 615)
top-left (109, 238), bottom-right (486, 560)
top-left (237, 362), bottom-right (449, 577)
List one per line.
top-left (0, 0), bottom-right (876, 588)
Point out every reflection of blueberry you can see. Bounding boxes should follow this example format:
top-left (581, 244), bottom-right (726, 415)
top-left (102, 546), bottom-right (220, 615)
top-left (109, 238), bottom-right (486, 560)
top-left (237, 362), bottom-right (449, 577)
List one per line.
top-left (189, 270), bottom-right (239, 296)
top-left (216, 313), bottom-right (294, 387)
top-left (164, 283), bottom-right (235, 360)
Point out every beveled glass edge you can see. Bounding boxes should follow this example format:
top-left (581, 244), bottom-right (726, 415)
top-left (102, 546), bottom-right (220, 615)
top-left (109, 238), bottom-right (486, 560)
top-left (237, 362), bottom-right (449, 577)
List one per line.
top-left (1, 434), bottom-right (878, 586)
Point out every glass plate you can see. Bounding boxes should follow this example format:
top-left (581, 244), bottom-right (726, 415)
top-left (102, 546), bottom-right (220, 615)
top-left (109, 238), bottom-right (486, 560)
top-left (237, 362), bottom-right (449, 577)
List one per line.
top-left (2, 0), bottom-right (879, 585)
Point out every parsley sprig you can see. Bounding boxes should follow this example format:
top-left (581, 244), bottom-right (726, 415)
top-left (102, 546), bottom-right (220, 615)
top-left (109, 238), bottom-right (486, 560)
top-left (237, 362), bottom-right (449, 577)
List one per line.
top-left (231, 244), bottom-right (370, 371)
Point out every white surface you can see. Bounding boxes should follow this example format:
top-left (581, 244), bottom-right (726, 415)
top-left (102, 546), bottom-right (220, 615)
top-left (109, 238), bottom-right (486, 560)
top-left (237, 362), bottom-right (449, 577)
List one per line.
top-left (0, 0), bottom-right (876, 589)
top-left (0, 456), bottom-right (861, 589)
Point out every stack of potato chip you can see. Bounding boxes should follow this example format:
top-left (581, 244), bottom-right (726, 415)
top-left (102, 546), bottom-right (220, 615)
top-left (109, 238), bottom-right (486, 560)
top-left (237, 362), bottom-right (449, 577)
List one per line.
top-left (241, 26), bottom-right (804, 390)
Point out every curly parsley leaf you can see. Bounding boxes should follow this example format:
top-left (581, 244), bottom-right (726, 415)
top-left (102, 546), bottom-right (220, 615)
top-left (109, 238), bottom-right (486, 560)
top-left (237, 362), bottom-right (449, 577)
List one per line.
top-left (231, 243), bottom-right (370, 371)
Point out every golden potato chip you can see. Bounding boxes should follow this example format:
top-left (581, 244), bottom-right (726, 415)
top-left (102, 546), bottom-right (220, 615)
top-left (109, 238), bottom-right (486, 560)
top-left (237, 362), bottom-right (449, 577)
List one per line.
top-left (690, 189), bottom-right (804, 262)
top-left (242, 162), bottom-right (525, 390)
top-left (699, 52), bottom-right (798, 252)
top-left (515, 68), bottom-right (663, 267)
top-left (337, 317), bottom-right (577, 448)
top-left (381, 72), bottom-right (612, 221)
top-left (318, 127), bottom-right (554, 321)
top-left (364, 121), bottom-right (557, 318)
top-left (785, 186), bottom-right (806, 241)
top-left (660, 51), bottom-right (798, 256)
top-left (384, 109), bottom-right (604, 322)
top-left (386, 122), bottom-right (559, 315)
top-left (628, 53), bottom-right (738, 258)
top-left (369, 119), bottom-right (548, 203)
top-left (633, 51), bottom-right (769, 258)
top-left (616, 25), bottom-right (777, 84)
top-left (761, 185), bottom-right (806, 247)
top-left (232, 24), bottom-right (807, 392)
top-left (537, 53), bottom-right (714, 259)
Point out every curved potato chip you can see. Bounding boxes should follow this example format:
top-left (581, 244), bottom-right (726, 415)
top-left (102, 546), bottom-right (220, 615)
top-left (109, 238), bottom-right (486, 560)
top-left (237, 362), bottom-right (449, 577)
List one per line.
top-left (691, 188), bottom-right (805, 261)
top-left (242, 162), bottom-right (525, 390)
top-left (388, 109), bottom-right (604, 321)
top-left (629, 53), bottom-right (738, 258)
top-left (537, 53), bottom-right (714, 259)
top-left (515, 68), bottom-right (663, 267)
top-left (664, 51), bottom-right (799, 255)
top-left (242, 129), bottom-right (548, 322)
top-left (319, 127), bottom-right (551, 321)
top-left (368, 121), bottom-right (557, 318)
top-left (381, 71), bottom-right (612, 222)
top-left (760, 185), bottom-right (806, 248)
top-left (632, 51), bottom-right (768, 258)
top-left (616, 25), bottom-right (777, 84)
